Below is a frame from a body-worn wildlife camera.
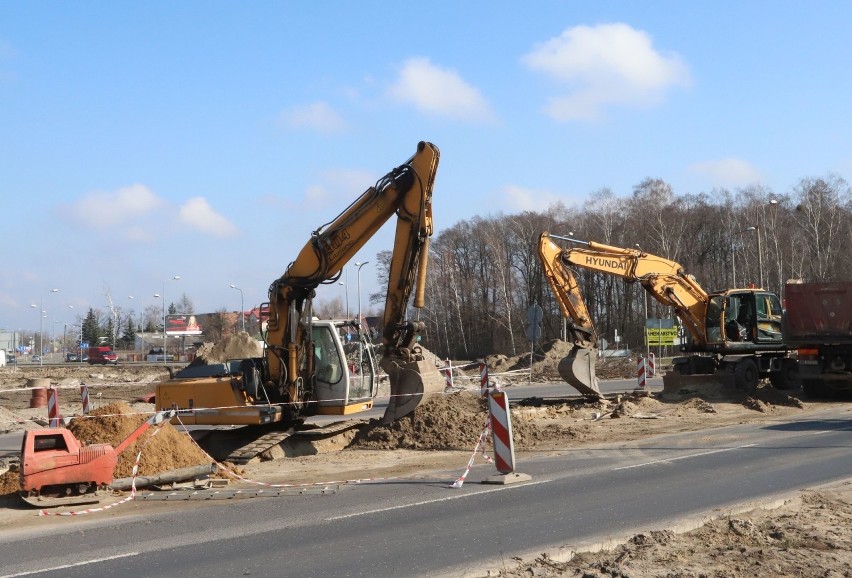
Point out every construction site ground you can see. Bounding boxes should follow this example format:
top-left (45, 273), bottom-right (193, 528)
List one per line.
top-left (1, 354), bottom-right (851, 577)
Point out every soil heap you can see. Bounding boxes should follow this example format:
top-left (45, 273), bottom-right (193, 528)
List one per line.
top-left (189, 332), bottom-right (263, 366)
top-left (67, 402), bottom-right (211, 478)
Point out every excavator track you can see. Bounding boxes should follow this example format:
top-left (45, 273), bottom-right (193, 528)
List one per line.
top-left (198, 420), bottom-right (368, 464)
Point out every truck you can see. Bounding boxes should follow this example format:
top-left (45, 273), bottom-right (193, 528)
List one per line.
top-left (784, 281), bottom-right (852, 397)
top-left (87, 346), bottom-right (118, 365)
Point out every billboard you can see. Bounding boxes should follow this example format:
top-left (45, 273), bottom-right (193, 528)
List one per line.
top-left (166, 314), bottom-right (203, 335)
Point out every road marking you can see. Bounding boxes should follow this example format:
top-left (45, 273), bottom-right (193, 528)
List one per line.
top-left (0, 552), bottom-right (140, 577)
top-left (326, 479), bottom-right (550, 521)
top-left (613, 443), bottom-right (759, 471)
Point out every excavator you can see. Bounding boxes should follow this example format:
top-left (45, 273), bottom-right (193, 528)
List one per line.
top-left (537, 235), bottom-right (604, 399)
top-left (155, 141), bottom-right (446, 429)
top-left (540, 232), bottom-right (798, 391)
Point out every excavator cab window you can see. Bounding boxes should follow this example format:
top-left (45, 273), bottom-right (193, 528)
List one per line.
top-left (705, 296), bottom-right (724, 343)
top-left (755, 292), bottom-right (784, 343)
top-left (721, 294), bottom-right (752, 342)
top-left (312, 325), bottom-right (344, 385)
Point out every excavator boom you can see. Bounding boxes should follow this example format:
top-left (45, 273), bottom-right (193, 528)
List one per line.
top-left (538, 234), bottom-right (603, 399)
top-left (157, 142), bottom-right (443, 431)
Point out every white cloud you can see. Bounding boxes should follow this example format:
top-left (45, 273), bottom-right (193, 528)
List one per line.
top-left (279, 101), bottom-right (348, 132)
top-left (689, 158), bottom-right (762, 186)
top-left (177, 197), bottom-right (239, 237)
top-left (501, 184), bottom-right (563, 212)
top-left (522, 23), bottom-right (691, 121)
top-left (388, 57), bottom-right (495, 122)
top-left (62, 183), bottom-right (165, 230)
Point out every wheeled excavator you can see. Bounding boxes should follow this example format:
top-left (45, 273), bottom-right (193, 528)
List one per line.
top-left (155, 142), bottom-right (445, 428)
top-left (540, 233), bottom-right (797, 390)
top-left (537, 234), bottom-right (604, 399)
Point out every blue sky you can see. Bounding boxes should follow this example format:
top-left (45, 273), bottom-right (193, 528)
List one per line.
top-left (3, 2), bottom-right (851, 333)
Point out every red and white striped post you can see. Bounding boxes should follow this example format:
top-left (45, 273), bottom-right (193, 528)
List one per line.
top-left (479, 361), bottom-right (490, 397)
top-left (648, 352), bottom-right (656, 377)
top-left (80, 385), bottom-right (92, 414)
top-left (483, 389), bottom-right (531, 484)
top-left (442, 359), bottom-right (454, 390)
top-left (636, 356), bottom-right (648, 394)
top-left (47, 388), bottom-right (62, 427)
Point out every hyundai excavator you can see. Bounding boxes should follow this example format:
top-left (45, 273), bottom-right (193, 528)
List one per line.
top-left (155, 142), bottom-right (445, 429)
top-left (540, 232), bottom-right (798, 390)
top-left (537, 235), bottom-right (604, 399)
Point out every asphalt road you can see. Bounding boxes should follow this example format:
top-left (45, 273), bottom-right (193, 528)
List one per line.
top-left (1, 404), bottom-right (850, 578)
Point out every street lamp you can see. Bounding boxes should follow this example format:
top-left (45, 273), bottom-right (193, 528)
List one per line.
top-left (29, 288), bottom-right (58, 366)
top-left (742, 226), bottom-right (763, 288)
top-left (355, 261), bottom-right (369, 329)
top-left (157, 276), bottom-right (180, 363)
top-left (229, 284), bottom-right (245, 332)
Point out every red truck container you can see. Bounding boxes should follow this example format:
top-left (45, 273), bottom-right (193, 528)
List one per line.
top-left (87, 346), bottom-right (118, 365)
top-left (784, 281), bottom-right (852, 397)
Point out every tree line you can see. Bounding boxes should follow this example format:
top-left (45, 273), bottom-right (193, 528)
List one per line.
top-left (384, 174), bottom-right (852, 361)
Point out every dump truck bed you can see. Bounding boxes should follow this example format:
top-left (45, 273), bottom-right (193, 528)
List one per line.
top-left (784, 282), bottom-right (852, 344)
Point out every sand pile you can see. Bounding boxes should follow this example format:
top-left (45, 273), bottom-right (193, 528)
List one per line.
top-left (351, 391), bottom-right (559, 451)
top-left (191, 332), bottom-right (263, 365)
top-left (68, 402), bottom-right (211, 478)
top-left (0, 470), bottom-right (20, 496)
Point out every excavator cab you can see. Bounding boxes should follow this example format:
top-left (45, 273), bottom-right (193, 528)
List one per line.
top-left (312, 319), bottom-right (377, 415)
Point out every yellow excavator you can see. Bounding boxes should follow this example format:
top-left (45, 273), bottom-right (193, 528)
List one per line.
top-left (156, 142), bottom-right (446, 427)
top-left (537, 234), bottom-right (604, 399)
top-left (540, 232), bottom-right (797, 390)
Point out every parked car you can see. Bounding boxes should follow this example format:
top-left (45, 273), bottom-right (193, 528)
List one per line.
top-left (65, 353), bottom-right (79, 362)
top-left (31, 355), bottom-right (41, 363)
top-left (7, 354), bottom-right (16, 364)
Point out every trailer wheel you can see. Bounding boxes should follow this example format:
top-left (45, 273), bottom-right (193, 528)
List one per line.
top-left (734, 358), bottom-right (759, 390)
top-left (769, 359), bottom-right (799, 390)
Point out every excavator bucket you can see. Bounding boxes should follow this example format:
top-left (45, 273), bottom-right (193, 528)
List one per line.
top-left (379, 356), bottom-right (446, 424)
top-left (558, 346), bottom-right (603, 399)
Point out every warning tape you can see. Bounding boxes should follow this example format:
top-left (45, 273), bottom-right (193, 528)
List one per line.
top-left (449, 416), bottom-right (494, 489)
top-left (172, 414), bottom-right (401, 490)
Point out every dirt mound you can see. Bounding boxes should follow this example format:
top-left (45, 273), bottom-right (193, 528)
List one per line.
top-left (350, 391), bottom-right (579, 451)
top-left (0, 470), bottom-right (20, 496)
top-left (190, 332), bottom-right (263, 366)
top-left (68, 402), bottom-right (211, 478)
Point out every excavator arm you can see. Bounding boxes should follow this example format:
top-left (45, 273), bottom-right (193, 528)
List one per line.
top-left (538, 234), bottom-right (603, 398)
top-left (265, 141), bottom-right (442, 423)
top-left (543, 233), bottom-right (710, 347)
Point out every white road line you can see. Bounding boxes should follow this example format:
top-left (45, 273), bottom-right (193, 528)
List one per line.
top-left (326, 479), bottom-right (551, 521)
top-left (613, 443), bottom-right (759, 471)
top-left (0, 552), bottom-right (140, 577)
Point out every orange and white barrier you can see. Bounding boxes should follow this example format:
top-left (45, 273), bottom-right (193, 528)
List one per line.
top-left (80, 385), bottom-right (92, 414)
top-left (47, 388), bottom-right (62, 427)
top-left (648, 352), bottom-right (656, 377)
top-left (442, 359), bottom-right (454, 390)
top-left (487, 389), bottom-right (515, 474)
top-left (636, 356), bottom-right (647, 390)
top-left (479, 361), bottom-right (490, 397)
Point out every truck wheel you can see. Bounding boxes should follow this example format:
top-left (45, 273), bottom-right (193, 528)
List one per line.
top-left (769, 359), bottom-right (799, 390)
top-left (734, 359), bottom-right (759, 390)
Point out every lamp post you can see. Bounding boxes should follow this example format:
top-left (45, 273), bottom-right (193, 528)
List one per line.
top-left (230, 284), bottom-right (245, 332)
top-left (742, 226), bottom-right (762, 288)
top-left (731, 242), bottom-right (738, 288)
top-left (156, 276), bottom-right (180, 364)
top-left (355, 261), bottom-right (369, 329)
top-left (29, 288), bottom-right (58, 366)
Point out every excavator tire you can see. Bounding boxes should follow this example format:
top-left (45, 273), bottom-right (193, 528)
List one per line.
top-left (557, 346), bottom-right (603, 399)
top-left (379, 356), bottom-right (446, 424)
